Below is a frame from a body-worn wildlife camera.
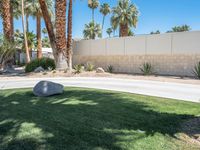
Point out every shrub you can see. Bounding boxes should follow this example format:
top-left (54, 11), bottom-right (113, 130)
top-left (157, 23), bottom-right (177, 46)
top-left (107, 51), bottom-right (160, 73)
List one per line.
top-left (140, 62), bottom-right (154, 75)
top-left (86, 62), bottom-right (95, 71)
top-left (74, 64), bottom-right (84, 74)
top-left (107, 65), bottom-right (114, 73)
top-left (193, 62), bottom-right (200, 79)
top-left (25, 57), bottom-right (55, 73)
top-left (0, 39), bottom-right (16, 66)
top-left (43, 72), bottom-right (48, 75)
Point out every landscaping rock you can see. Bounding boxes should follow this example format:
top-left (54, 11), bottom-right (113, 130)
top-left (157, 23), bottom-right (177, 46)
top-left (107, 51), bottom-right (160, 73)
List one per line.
top-left (96, 67), bottom-right (105, 73)
top-left (33, 81), bottom-right (64, 97)
top-left (34, 66), bottom-right (45, 73)
top-left (2, 65), bottom-right (15, 73)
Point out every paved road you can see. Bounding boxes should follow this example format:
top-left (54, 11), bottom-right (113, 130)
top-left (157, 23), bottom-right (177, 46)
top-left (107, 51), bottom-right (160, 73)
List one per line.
top-left (0, 77), bottom-right (200, 103)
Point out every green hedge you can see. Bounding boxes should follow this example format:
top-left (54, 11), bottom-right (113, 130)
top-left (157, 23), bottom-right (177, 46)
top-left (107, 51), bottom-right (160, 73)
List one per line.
top-left (25, 57), bottom-right (56, 73)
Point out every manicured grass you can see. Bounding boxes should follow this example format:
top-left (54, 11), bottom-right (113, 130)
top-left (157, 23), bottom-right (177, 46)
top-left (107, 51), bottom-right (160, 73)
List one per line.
top-left (0, 88), bottom-right (200, 150)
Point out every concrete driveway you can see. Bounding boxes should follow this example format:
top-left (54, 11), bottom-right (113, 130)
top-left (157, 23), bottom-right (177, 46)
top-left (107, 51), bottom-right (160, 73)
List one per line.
top-left (0, 77), bottom-right (200, 103)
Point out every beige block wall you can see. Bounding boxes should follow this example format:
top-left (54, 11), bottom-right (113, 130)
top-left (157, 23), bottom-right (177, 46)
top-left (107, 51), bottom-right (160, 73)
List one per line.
top-left (73, 55), bottom-right (200, 76)
top-left (73, 31), bottom-right (200, 76)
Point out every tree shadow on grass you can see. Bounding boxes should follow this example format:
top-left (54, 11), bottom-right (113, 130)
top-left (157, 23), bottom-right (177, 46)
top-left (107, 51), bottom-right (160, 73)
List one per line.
top-left (0, 88), bottom-right (199, 150)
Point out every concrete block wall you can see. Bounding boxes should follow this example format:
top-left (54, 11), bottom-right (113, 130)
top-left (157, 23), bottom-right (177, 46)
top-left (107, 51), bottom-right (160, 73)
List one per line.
top-left (73, 31), bottom-right (200, 76)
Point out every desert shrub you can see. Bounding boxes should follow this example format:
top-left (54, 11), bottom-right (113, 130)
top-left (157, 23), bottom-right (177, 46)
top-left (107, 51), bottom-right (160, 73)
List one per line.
top-left (86, 62), bottom-right (95, 71)
top-left (74, 64), bottom-right (84, 74)
top-left (193, 62), bottom-right (200, 79)
top-left (43, 72), bottom-right (48, 75)
top-left (140, 62), bottom-right (154, 75)
top-left (0, 39), bottom-right (16, 67)
top-left (107, 65), bottom-right (114, 73)
top-left (25, 57), bottom-right (55, 73)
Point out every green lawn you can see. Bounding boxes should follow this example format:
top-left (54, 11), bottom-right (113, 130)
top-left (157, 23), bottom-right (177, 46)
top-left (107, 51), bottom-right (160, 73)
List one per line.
top-left (0, 88), bottom-right (200, 150)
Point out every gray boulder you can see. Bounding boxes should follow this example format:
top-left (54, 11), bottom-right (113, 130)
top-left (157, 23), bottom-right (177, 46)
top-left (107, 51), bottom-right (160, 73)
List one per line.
top-left (33, 81), bottom-right (64, 97)
top-left (3, 66), bottom-right (15, 73)
top-left (34, 66), bottom-right (45, 73)
top-left (96, 67), bottom-right (105, 73)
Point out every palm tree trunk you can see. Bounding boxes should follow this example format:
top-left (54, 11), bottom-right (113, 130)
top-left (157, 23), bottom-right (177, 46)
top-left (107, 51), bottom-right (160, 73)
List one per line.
top-left (2, 0), bottom-right (12, 41)
top-left (55, 0), bottom-right (68, 70)
top-left (120, 23), bottom-right (128, 37)
top-left (10, 4), bottom-right (14, 41)
top-left (37, 13), bottom-right (42, 59)
top-left (21, 0), bottom-right (30, 63)
top-left (92, 9), bottom-right (94, 23)
top-left (26, 14), bottom-right (29, 32)
top-left (38, 0), bottom-right (57, 62)
top-left (67, 0), bottom-right (73, 70)
top-left (102, 15), bottom-right (105, 31)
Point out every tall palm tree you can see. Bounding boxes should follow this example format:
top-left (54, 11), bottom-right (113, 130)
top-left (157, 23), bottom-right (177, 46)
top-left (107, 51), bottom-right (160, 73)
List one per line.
top-left (55, 0), bottom-right (68, 69)
top-left (21, 0), bottom-right (31, 63)
top-left (100, 3), bottom-right (111, 31)
top-left (9, 0), bottom-right (21, 41)
top-left (111, 0), bottom-right (139, 37)
top-left (31, 0), bottom-right (53, 59)
top-left (38, 0), bottom-right (57, 61)
top-left (67, 0), bottom-right (73, 70)
top-left (83, 22), bottom-right (102, 40)
top-left (88, 0), bottom-right (99, 23)
top-left (106, 28), bottom-right (113, 38)
top-left (24, 0), bottom-right (35, 32)
top-left (1, 0), bottom-right (12, 41)
top-left (0, 0), bottom-right (14, 67)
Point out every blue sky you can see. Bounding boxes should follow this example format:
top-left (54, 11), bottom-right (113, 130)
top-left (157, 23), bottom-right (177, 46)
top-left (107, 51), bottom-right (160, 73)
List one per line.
top-left (0, 0), bottom-right (200, 38)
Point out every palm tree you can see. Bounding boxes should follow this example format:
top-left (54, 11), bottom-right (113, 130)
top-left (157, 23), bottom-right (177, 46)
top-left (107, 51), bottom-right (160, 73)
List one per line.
top-left (42, 37), bottom-right (50, 48)
top-left (24, 0), bottom-right (31, 32)
top-left (1, 0), bottom-right (12, 41)
top-left (67, 0), bottom-right (73, 70)
top-left (100, 3), bottom-right (111, 31)
top-left (0, 0), bottom-right (15, 67)
top-left (55, 0), bottom-right (68, 69)
top-left (111, 0), bottom-right (139, 37)
top-left (128, 28), bottom-right (134, 36)
top-left (21, 0), bottom-right (31, 63)
top-left (83, 22), bottom-right (102, 40)
top-left (106, 28), bottom-right (112, 38)
top-left (31, 0), bottom-right (53, 59)
top-left (42, 28), bottom-right (48, 37)
top-left (14, 30), bottom-right (36, 53)
top-left (38, 0), bottom-right (57, 61)
top-left (10, 0), bottom-right (21, 41)
top-left (88, 0), bottom-right (99, 23)
top-left (167, 25), bottom-right (191, 33)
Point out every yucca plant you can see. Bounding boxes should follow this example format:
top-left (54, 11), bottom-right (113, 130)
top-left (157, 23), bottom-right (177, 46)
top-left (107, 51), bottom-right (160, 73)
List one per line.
top-left (86, 62), bottom-right (95, 71)
top-left (140, 62), bottom-right (154, 75)
top-left (107, 65), bottom-right (114, 73)
top-left (193, 62), bottom-right (200, 79)
top-left (74, 64), bottom-right (84, 74)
